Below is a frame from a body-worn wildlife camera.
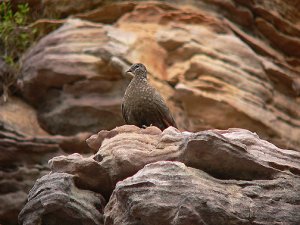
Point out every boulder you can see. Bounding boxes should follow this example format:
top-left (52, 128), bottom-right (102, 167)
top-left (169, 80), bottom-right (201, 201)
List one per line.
top-left (18, 126), bottom-right (300, 225)
top-left (18, 173), bottom-right (106, 225)
top-left (105, 161), bottom-right (300, 225)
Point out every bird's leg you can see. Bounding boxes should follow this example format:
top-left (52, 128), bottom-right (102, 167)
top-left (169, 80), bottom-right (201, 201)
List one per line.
top-left (142, 124), bottom-right (153, 129)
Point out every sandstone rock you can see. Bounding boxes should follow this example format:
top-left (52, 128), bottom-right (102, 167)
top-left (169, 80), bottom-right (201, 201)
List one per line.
top-left (49, 153), bottom-right (112, 198)
top-left (86, 125), bottom-right (162, 151)
top-left (0, 98), bottom-right (49, 225)
top-left (20, 18), bottom-right (134, 135)
top-left (119, 0), bottom-right (300, 149)
top-left (4, 0), bottom-right (300, 224)
top-left (157, 22), bottom-right (299, 149)
top-left (105, 161), bottom-right (300, 225)
top-left (0, 97), bottom-right (47, 136)
top-left (20, 1), bottom-right (300, 149)
top-left (18, 173), bottom-right (106, 225)
top-left (51, 126), bottom-right (300, 194)
top-left (18, 126), bottom-right (300, 225)
top-left (255, 18), bottom-right (300, 58)
top-left (42, 0), bottom-right (104, 18)
top-left (90, 126), bottom-right (299, 185)
top-left (75, 2), bottom-right (136, 24)
top-left (0, 98), bottom-right (93, 225)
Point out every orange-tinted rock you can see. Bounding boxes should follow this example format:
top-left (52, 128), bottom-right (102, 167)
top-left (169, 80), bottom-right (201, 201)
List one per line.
top-left (76, 2), bottom-right (136, 24)
top-left (3, 1), bottom-right (300, 224)
top-left (21, 1), bottom-right (300, 148)
top-left (20, 19), bottom-right (134, 135)
top-left (42, 0), bottom-right (104, 17)
top-left (0, 97), bottom-right (93, 225)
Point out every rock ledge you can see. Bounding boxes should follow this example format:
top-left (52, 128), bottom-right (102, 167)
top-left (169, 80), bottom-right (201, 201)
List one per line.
top-left (19, 126), bottom-right (300, 225)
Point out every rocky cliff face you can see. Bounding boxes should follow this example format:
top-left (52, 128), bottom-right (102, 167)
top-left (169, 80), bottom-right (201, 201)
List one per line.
top-left (1, 1), bottom-right (300, 225)
top-left (18, 126), bottom-right (300, 224)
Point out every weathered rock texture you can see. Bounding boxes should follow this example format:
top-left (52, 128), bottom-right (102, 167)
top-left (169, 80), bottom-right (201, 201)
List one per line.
top-left (19, 173), bottom-right (105, 225)
top-left (19, 126), bottom-right (300, 225)
top-left (0, 97), bottom-right (93, 225)
top-left (20, 19), bottom-right (131, 135)
top-left (19, 1), bottom-right (300, 149)
top-left (105, 161), bottom-right (300, 225)
top-left (1, 0), bottom-right (300, 224)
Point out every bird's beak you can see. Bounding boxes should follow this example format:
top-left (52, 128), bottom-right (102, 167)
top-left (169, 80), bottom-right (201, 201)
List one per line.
top-left (125, 69), bottom-right (134, 79)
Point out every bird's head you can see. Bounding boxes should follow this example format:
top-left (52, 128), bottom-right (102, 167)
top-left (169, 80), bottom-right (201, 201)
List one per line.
top-left (126, 63), bottom-right (147, 79)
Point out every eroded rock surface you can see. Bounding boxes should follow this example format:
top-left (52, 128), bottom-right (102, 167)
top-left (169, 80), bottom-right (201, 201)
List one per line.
top-left (85, 126), bottom-right (299, 184)
top-left (19, 126), bottom-right (300, 225)
top-left (105, 161), bottom-right (300, 225)
top-left (19, 1), bottom-right (300, 149)
top-left (19, 173), bottom-right (105, 225)
top-left (0, 97), bottom-right (92, 225)
top-left (20, 19), bottom-right (132, 135)
top-left (2, 0), bottom-right (300, 224)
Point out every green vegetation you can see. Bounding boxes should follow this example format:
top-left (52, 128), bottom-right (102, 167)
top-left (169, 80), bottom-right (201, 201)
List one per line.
top-left (0, 1), bottom-right (62, 102)
top-left (0, 1), bottom-right (36, 67)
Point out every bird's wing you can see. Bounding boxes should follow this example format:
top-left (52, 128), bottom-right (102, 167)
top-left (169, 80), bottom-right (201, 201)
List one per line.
top-left (121, 102), bottom-right (129, 123)
top-left (153, 92), bottom-right (178, 129)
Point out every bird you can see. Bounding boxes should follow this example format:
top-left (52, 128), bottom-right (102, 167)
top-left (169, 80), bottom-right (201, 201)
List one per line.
top-left (122, 63), bottom-right (177, 130)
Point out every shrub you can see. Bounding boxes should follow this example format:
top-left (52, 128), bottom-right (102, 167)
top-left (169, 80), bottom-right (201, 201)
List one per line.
top-left (0, 1), bottom-right (36, 66)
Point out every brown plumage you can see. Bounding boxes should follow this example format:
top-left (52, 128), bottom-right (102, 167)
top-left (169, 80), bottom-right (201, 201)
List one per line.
top-left (122, 63), bottom-right (177, 130)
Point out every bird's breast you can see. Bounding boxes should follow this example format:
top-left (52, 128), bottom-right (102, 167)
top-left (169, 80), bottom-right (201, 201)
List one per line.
top-left (124, 83), bottom-right (156, 109)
